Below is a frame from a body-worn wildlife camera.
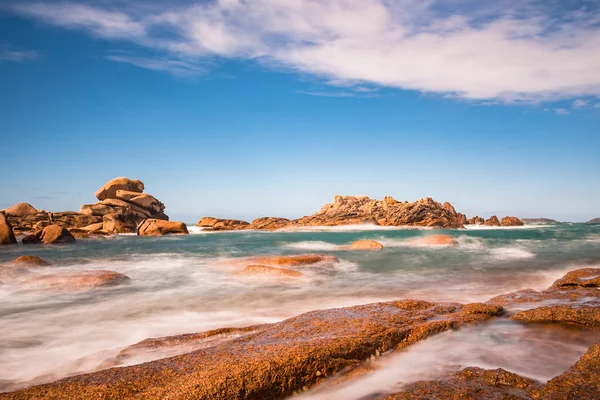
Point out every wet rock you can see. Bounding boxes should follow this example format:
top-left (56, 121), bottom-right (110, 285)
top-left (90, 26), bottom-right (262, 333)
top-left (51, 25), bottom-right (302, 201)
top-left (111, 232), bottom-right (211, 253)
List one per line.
top-left (551, 268), bottom-right (600, 289)
top-left (484, 215), bottom-right (501, 226)
top-left (102, 213), bottom-right (137, 234)
top-left (137, 219), bottom-right (189, 236)
top-left (3, 202), bottom-right (38, 216)
top-left (410, 234), bottom-right (458, 246)
top-left (384, 367), bottom-right (543, 400)
top-left (11, 256), bottom-right (50, 267)
top-left (0, 213), bottom-right (17, 245)
top-left (235, 265), bottom-right (304, 278)
top-left (348, 240), bottom-right (384, 250)
top-left (487, 268), bottom-right (600, 307)
top-left (39, 225), bottom-right (76, 244)
top-left (20, 270), bottom-right (130, 291)
top-left (512, 302), bottom-right (600, 326)
top-left (94, 177), bottom-right (144, 201)
top-left (501, 216), bottom-right (524, 226)
top-left (543, 342), bottom-right (600, 399)
top-left (22, 232), bottom-right (42, 245)
top-left (228, 254), bottom-right (339, 267)
top-left (2, 300), bottom-right (501, 399)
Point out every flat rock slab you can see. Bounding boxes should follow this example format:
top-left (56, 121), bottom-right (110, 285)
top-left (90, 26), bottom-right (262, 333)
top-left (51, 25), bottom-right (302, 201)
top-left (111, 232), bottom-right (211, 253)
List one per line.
top-left (0, 300), bottom-right (501, 399)
top-left (512, 302), bottom-right (600, 326)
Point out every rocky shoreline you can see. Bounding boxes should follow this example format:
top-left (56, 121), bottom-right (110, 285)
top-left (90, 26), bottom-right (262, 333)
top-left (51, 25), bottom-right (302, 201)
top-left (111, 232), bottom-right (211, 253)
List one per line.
top-left (0, 267), bottom-right (599, 399)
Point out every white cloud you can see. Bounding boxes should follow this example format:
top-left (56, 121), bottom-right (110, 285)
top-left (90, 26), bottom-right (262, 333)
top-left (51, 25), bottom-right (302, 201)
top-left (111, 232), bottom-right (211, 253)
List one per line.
top-left (572, 99), bottom-right (588, 108)
top-left (595, 103), bottom-right (600, 109)
top-left (105, 55), bottom-right (205, 77)
top-left (554, 108), bottom-right (570, 115)
top-left (0, 45), bottom-right (39, 62)
top-left (9, 1), bottom-right (600, 103)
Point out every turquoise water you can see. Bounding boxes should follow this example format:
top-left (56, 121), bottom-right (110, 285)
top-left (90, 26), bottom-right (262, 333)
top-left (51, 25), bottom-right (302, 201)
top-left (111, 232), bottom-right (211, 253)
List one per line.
top-left (1, 223), bottom-right (599, 391)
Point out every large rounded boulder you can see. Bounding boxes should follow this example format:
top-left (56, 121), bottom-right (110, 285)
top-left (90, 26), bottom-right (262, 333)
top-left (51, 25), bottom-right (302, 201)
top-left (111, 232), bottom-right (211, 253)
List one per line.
top-left (3, 202), bottom-right (38, 216)
top-left (348, 240), bottom-right (384, 250)
top-left (0, 213), bottom-right (17, 245)
top-left (137, 219), bottom-right (189, 236)
top-left (39, 224), bottom-right (76, 244)
top-left (11, 255), bottom-right (51, 266)
top-left (95, 177), bottom-right (144, 201)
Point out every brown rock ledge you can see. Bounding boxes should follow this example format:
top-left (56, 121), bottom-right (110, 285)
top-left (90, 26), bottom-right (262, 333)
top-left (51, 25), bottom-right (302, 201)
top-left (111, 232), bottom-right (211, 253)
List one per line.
top-left (0, 300), bottom-right (501, 399)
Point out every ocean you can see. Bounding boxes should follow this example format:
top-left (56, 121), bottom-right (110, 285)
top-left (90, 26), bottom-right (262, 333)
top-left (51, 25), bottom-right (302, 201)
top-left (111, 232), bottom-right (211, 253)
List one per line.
top-left (1, 223), bottom-right (600, 396)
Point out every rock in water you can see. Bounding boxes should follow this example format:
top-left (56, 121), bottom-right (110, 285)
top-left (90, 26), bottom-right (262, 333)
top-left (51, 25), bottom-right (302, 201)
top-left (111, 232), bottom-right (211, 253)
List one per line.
top-left (411, 234), bottom-right (458, 246)
top-left (137, 219), bottom-right (189, 236)
top-left (466, 216), bottom-right (484, 224)
top-left (3, 202), bottom-right (38, 216)
top-left (501, 216), bottom-right (524, 226)
top-left (20, 270), bottom-right (130, 291)
top-left (94, 177), bottom-right (144, 201)
top-left (544, 342), bottom-right (600, 399)
top-left (235, 265), bottom-right (304, 278)
top-left (225, 254), bottom-right (339, 267)
top-left (11, 255), bottom-right (51, 266)
top-left (0, 213), bottom-right (17, 245)
top-left (348, 240), bottom-right (384, 250)
top-left (484, 215), bottom-right (501, 226)
top-left (39, 224), bottom-right (76, 244)
top-left (102, 213), bottom-right (137, 234)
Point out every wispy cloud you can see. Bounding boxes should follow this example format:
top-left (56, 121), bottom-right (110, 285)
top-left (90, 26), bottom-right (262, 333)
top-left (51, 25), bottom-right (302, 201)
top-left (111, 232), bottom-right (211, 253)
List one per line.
top-left (0, 44), bottom-right (39, 62)
top-left (595, 103), bottom-right (600, 109)
top-left (106, 55), bottom-right (205, 77)
top-left (554, 108), bottom-right (570, 115)
top-left (8, 1), bottom-right (600, 102)
top-left (573, 99), bottom-right (588, 108)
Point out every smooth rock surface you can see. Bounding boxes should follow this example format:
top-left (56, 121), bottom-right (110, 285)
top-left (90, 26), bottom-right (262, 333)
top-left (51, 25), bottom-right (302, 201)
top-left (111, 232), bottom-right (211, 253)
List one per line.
top-left (137, 219), bottom-right (189, 236)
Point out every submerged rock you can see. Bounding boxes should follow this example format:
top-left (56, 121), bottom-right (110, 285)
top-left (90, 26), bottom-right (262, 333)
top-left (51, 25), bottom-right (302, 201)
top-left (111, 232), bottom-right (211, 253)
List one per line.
top-left (235, 265), bottom-right (304, 278)
top-left (348, 240), bottom-right (384, 250)
top-left (411, 234), bottom-right (458, 246)
top-left (10, 256), bottom-right (50, 267)
top-left (20, 270), bottom-right (130, 291)
top-left (137, 219), bottom-right (189, 236)
top-left (0, 213), bottom-right (17, 245)
top-left (228, 254), bottom-right (339, 267)
top-left (2, 300), bottom-right (501, 399)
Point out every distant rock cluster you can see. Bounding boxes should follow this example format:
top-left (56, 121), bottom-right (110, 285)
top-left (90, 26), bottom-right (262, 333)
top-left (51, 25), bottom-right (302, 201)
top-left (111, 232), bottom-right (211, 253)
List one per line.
top-left (466, 215), bottom-right (523, 227)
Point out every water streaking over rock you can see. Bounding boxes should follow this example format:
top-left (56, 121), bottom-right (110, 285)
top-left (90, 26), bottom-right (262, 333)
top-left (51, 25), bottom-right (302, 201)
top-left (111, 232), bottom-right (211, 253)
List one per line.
top-left (0, 223), bottom-right (599, 394)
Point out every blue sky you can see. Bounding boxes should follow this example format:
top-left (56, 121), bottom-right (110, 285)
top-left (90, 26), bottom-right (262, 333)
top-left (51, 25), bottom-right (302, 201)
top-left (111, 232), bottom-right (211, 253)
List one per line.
top-left (0, 0), bottom-right (599, 222)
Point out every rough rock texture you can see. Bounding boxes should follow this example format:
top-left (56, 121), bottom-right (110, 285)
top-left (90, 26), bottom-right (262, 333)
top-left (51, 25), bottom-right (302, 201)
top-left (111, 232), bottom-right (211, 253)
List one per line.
top-left (225, 254), bottom-right (339, 267)
top-left (19, 270), bottom-right (130, 291)
top-left (348, 240), bottom-right (384, 250)
top-left (384, 367), bottom-right (543, 400)
top-left (466, 216), bottom-right (485, 225)
top-left (235, 265), bottom-right (304, 278)
top-left (201, 196), bottom-right (466, 231)
top-left (5, 210), bottom-right (103, 235)
top-left (94, 177), bottom-right (144, 201)
top-left (484, 215), bottom-right (501, 226)
top-left (197, 217), bottom-right (250, 231)
top-left (487, 268), bottom-right (600, 307)
top-left (543, 342), bottom-right (600, 399)
top-left (80, 222), bottom-right (104, 231)
top-left (3, 202), bottom-right (38, 216)
top-left (411, 234), bottom-right (458, 246)
top-left (0, 300), bottom-right (501, 400)
top-left (102, 213), bottom-right (137, 234)
top-left (39, 224), bottom-right (76, 244)
top-left (0, 213), bottom-right (17, 245)
top-left (137, 219), bottom-right (189, 236)
top-left (512, 303), bottom-right (600, 326)
top-left (501, 216), bottom-right (524, 226)
top-left (10, 256), bottom-right (50, 266)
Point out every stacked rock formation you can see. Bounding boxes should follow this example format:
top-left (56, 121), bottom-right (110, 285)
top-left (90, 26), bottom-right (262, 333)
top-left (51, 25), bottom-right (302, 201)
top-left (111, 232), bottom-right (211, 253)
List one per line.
top-left (198, 195), bottom-right (468, 231)
top-left (80, 177), bottom-right (169, 233)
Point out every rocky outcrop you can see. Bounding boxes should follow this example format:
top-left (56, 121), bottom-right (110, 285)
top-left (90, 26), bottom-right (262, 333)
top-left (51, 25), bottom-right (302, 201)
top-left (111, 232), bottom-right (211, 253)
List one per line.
top-left (235, 265), bottom-right (304, 278)
top-left (521, 218), bottom-right (559, 224)
top-left (197, 217), bottom-right (249, 231)
top-left (0, 213), bottom-right (17, 245)
top-left (3, 202), bottom-right (38, 216)
top-left (137, 219), bottom-right (189, 236)
top-left (2, 300), bottom-right (501, 399)
top-left (11, 256), bottom-right (50, 266)
top-left (466, 216), bottom-right (484, 224)
top-left (247, 217), bottom-right (293, 230)
top-left (587, 218), bottom-right (600, 224)
top-left (20, 270), bottom-right (130, 291)
top-left (501, 216), bottom-right (524, 226)
top-left (80, 177), bottom-right (170, 231)
top-left (484, 215), bottom-right (501, 226)
top-left (348, 240), bottom-right (384, 250)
